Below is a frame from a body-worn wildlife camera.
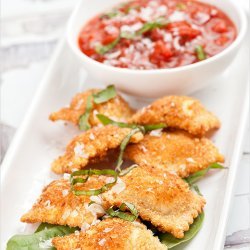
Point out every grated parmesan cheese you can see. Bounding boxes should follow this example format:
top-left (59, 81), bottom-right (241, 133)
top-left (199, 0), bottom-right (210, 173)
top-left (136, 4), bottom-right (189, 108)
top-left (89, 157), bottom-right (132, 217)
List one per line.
top-left (98, 238), bottom-right (106, 246)
top-left (149, 128), bottom-right (163, 137)
top-left (74, 142), bottom-right (89, 159)
top-left (110, 177), bottom-right (126, 194)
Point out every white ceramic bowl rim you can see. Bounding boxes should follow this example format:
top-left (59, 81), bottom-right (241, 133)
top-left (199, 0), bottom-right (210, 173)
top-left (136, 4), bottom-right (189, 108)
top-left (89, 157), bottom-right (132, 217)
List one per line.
top-left (68, 0), bottom-right (247, 75)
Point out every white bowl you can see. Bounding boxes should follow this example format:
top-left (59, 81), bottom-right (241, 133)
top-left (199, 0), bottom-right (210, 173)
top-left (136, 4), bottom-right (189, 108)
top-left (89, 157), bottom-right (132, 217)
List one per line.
top-left (67, 0), bottom-right (247, 98)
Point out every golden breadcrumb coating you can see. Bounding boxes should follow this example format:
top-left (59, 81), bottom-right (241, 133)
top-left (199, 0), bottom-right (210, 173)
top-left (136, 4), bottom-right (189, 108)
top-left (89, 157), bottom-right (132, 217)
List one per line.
top-left (51, 125), bottom-right (144, 174)
top-left (130, 96), bottom-right (220, 136)
top-left (102, 167), bottom-right (205, 239)
top-left (21, 178), bottom-right (106, 227)
top-left (49, 89), bottom-right (134, 127)
top-left (125, 130), bottom-right (224, 178)
top-left (52, 218), bottom-right (167, 250)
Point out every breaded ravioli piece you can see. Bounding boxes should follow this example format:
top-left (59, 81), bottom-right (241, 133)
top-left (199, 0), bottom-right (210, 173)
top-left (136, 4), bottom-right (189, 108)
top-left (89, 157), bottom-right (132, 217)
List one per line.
top-left (49, 89), bottom-right (134, 127)
top-left (130, 96), bottom-right (220, 136)
top-left (125, 130), bottom-right (224, 178)
top-left (102, 167), bottom-right (205, 239)
top-left (21, 178), bottom-right (106, 227)
top-left (52, 218), bottom-right (167, 250)
top-left (51, 125), bottom-right (144, 174)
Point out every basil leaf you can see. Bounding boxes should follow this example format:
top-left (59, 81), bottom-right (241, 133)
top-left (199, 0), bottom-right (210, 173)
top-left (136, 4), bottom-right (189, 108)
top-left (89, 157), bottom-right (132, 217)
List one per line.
top-left (78, 95), bottom-right (93, 131)
top-left (159, 212), bottom-right (204, 248)
top-left (97, 114), bottom-right (166, 132)
top-left (185, 163), bottom-right (225, 185)
top-left (115, 128), bottom-right (141, 172)
top-left (143, 124), bottom-right (166, 132)
top-left (106, 202), bottom-right (138, 222)
top-left (137, 19), bottom-right (168, 35)
top-left (35, 223), bottom-right (55, 233)
top-left (95, 36), bottom-right (120, 55)
top-left (121, 31), bottom-right (137, 39)
top-left (93, 85), bottom-right (117, 104)
top-left (96, 114), bottom-right (137, 129)
top-left (70, 169), bottom-right (118, 196)
top-left (101, 11), bottom-right (120, 19)
top-left (7, 225), bottom-right (77, 250)
top-left (119, 164), bottom-right (138, 176)
top-left (192, 184), bottom-right (203, 196)
top-left (78, 86), bottom-right (117, 130)
top-left (195, 45), bottom-right (207, 61)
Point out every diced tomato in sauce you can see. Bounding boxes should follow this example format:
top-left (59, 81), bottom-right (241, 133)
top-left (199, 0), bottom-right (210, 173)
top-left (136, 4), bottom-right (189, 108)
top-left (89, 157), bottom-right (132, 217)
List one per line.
top-left (78, 0), bottom-right (237, 70)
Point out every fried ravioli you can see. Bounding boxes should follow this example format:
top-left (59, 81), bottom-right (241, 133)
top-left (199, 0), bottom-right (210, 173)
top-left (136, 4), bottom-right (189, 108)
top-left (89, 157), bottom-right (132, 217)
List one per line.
top-left (21, 178), bottom-right (106, 227)
top-left (49, 89), bottom-right (134, 127)
top-left (125, 130), bottom-right (224, 178)
top-left (130, 96), bottom-right (220, 136)
top-left (51, 125), bottom-right (144, 174)
top-left (102, 167), bottom-right (205, 239)
top-left (52, 218), bottom-right (167, 250)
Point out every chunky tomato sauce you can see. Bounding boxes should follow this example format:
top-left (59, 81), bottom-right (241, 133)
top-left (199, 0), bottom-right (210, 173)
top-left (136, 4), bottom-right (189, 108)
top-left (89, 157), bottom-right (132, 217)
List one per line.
top-left (79, 0), bottom-right (237, 70)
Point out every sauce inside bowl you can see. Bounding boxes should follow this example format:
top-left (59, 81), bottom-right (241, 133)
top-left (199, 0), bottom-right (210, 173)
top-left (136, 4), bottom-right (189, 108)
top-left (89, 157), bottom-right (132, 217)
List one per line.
top-left (78, 0), bottom-right (237, 70)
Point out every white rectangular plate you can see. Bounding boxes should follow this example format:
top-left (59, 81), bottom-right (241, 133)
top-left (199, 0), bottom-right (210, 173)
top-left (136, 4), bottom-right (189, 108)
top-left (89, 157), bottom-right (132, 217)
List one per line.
top-left (1, 35), bottom-right (249, 249)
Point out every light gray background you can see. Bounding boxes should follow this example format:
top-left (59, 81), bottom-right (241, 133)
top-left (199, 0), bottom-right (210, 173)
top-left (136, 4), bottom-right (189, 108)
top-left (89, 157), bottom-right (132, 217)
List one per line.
top-left (1, 0), bottom-right (249, 249)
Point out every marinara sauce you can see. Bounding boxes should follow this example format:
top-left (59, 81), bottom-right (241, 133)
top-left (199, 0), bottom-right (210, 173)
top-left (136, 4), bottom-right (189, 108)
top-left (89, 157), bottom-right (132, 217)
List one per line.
top-left (78, 0), bottom-right (237, 70)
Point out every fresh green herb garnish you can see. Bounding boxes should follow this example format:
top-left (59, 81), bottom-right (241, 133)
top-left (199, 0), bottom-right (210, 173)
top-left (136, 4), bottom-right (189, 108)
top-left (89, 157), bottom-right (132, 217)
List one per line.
top-left (137, 19), bottom-right (169, 35)
top-left (176, 2), bottom-right (187, 10)
top-left (119, 164), bottom-right (138, 176)
top-left (70, 169), bottom-right (118, 196)
top-left (143, 123), bottom-right (166, 132)
top-left (195, 45), bottom-right (207, 61)
top-left (95, 18), bottom-right (168, 55)
top-left (107, 202), bottom-right (139, 222)
top-left (101, 11), bottom-right (120, 19)
top-left (95, 36), bottom-right (121, 55)
top-left (97, 114), bottom-right (166, 132)
top-left (93, 85), bottom-right (117, 104)
top-left (78, 85), bottom-right (117, 130)
top-left (79, 95), bottom-right (93, 131)
top-left (159, 212), bottom-right (204, 248)
top-left (35, 223), bottom-right (56, 233)
top-left (124, 5), bottom-right (140, 14)
top-left (116, 127), bottom-right (142, 172)
top-left (185, 163), bottom-right (225, 186)
top-left (96, 114), bottom-right (137, 129)
top-left (6, 224), bottom-right (77, 250)
top-left (97, 114), bottom-right (166, 172)
top-left (193, 184), bottom-right (202, 196)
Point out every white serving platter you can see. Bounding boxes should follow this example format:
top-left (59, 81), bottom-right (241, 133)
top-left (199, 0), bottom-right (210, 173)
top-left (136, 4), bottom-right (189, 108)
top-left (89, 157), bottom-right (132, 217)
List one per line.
top-left (1, 29), bottom-right (249, 250)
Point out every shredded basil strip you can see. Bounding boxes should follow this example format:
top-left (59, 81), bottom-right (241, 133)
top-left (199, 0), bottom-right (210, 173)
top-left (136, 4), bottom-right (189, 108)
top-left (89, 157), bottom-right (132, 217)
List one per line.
top-left (159, 212), bottom-right (204, 248)
top-left (6, 224), bottom-right (77, 250)
top-left (93, 85), bottom-right (117, 104)
top-left (101, 11), bottom-right (120, 19)
top-left (143, 123), bottom-right (166, 132)
top-left (78, 95), bottom-right (93, 131)
top-left (97, 114), bottom-right (166, 132)
top-left (119, 164), bottom-right (138, 176)
top-left (78, 86), bottom-right (117, 130)
top-left (96, 114), bottom-right (137, 128)
top-left (137, 19), bottom-right (169, 35)
top-left (106, 202), bottom-right (139, 222)
top-left (95, 36), bottom-right (121, 55)
top-left (185, 163), bottom-right (225, 185)
top-left (96, 18), bottom-right (168, 55)
top-left (116, 128), bottom-right (141, 172)
top-left (195, 45), bottom-right (207, 61)
top-left (35, 223), bottom-right (55, 233)
top-left (70, 169), bottom-right (118, 196)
